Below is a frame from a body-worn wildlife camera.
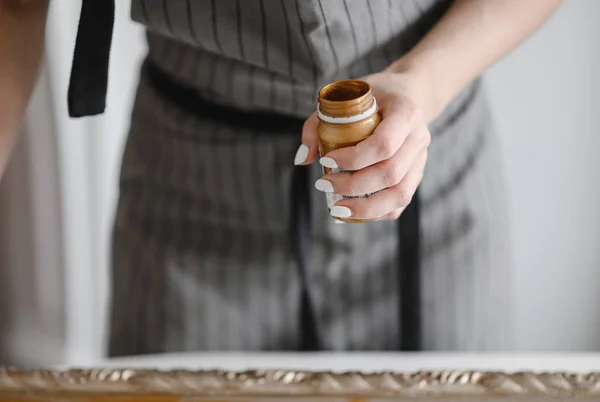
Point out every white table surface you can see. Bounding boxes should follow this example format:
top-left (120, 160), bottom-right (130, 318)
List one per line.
top-left (102, 353), bottom-right (600, 373)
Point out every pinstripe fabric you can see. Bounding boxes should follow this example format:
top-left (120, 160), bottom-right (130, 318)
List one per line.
top-left (109, 0), bottom-right (513, 355)
top-left (137, 0), bottom-right (445, 117)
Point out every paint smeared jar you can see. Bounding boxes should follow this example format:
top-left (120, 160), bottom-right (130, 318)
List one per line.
top-left (317, 79), bottom-right (382, 223)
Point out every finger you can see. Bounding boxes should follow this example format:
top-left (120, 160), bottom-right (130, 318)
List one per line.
top-left (375, 154), bottom-right (425, 221)
top-left (329, 153), bottom-right (426, 220)
top-left (295, 111), bottom-right (320, 165)
top-left (317, 128), bottom-right (428, 196)
top-left (320, 98), bottom-right (418, 171)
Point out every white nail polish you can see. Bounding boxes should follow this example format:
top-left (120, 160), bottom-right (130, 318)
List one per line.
top-left (319, 156), bottom-right (338, 169)
top-left (330, 206), bottom-right (352, 218)
top-left (294, 144), bottom-right (309, 165)
top-left (334, 219), bottom-right (346, 224)
top-left (315, 179), bottom-right (334, 193)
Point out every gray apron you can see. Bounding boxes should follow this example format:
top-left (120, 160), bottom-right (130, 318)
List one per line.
top-left (68, 0), bottom-right (513, 355)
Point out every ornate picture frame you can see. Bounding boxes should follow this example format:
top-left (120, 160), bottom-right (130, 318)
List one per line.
top-left (1, 368), bottom-right (600, 400)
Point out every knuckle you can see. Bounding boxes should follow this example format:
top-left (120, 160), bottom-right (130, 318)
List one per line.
top-left (397, 187), bottom-right (413, 207)
top-left (376, 137), bottom-right (396, 159)
top-left (383, 164), bottom-right (402, 187)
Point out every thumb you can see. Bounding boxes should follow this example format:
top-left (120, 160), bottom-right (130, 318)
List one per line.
top-left (294, 111), bottom-right (320, 165)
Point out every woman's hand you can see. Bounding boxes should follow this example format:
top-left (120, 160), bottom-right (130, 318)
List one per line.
top-left (295, 0), bottom-right (562, 221)
top-left (297, 71), bottom-right (432, 221)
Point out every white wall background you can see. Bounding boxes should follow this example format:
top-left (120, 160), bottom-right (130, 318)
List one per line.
top-left (0, 0), bottom-right (599, 365)
top-left (487, 0), bottom-right (600, 351)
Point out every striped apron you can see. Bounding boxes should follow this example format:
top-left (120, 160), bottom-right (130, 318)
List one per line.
top-left (68, 0), bottom-right (513, 355)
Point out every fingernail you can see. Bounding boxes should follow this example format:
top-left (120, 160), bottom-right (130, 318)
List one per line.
top-left (334, 219), bottom-right (346, 224)
top-left (330, 205), bottom-right (352, 218)
top-left (315, 179), bottom-right (334, 193)
top-left (294, 144), bottom-right (309, 165)
top-left (319, 157), bottom-right (338, 169)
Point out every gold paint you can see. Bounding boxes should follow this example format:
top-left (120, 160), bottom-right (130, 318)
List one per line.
top-left (317, 79), bottom-right (382, 223)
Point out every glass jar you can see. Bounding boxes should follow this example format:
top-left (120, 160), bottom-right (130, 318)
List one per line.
top-left (317, 79), bottom-right (382, 223)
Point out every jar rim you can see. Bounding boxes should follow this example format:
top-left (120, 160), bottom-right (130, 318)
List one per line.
top-left (318, 80), bottom-right (371, 103)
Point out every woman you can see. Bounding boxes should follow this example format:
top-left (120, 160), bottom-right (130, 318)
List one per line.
top-left (1, 0), bottom-right (561, 354)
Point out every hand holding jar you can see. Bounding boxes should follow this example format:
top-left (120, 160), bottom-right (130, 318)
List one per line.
top-left (295, 71), bottom-right (432, 222)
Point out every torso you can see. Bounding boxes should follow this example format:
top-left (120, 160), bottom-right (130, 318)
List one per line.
top-left (109, 0), bottom-right (513, 355)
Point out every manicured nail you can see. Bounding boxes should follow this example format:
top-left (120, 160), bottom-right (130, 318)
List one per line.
top-left (334, 219), bottom-right (346, 224)
top-left (294, 144), bottom-right (309, 165)
top-left (315, 179), bottom-right (334, 193)
top-left (320, 157), bottom-right (338, 169)
top-left (330, 206), bottom-right (352, 218)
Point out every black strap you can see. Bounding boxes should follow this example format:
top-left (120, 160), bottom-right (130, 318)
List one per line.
top-left (398, 190), bottom-right (421, 350)
top-left (144, 61), bottom-right (307, 133)
top-left (290, 166), bottom-right (321, 350)
top-left (67, 0), bottom-right (115, 118)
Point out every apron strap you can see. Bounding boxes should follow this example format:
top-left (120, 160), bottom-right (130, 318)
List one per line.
top-left (67, 0), bottom-right (115, 118)
top-left (290, 165), bottom-right (321, 351)
top-left (398, 190), bottom-right (421, 350)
